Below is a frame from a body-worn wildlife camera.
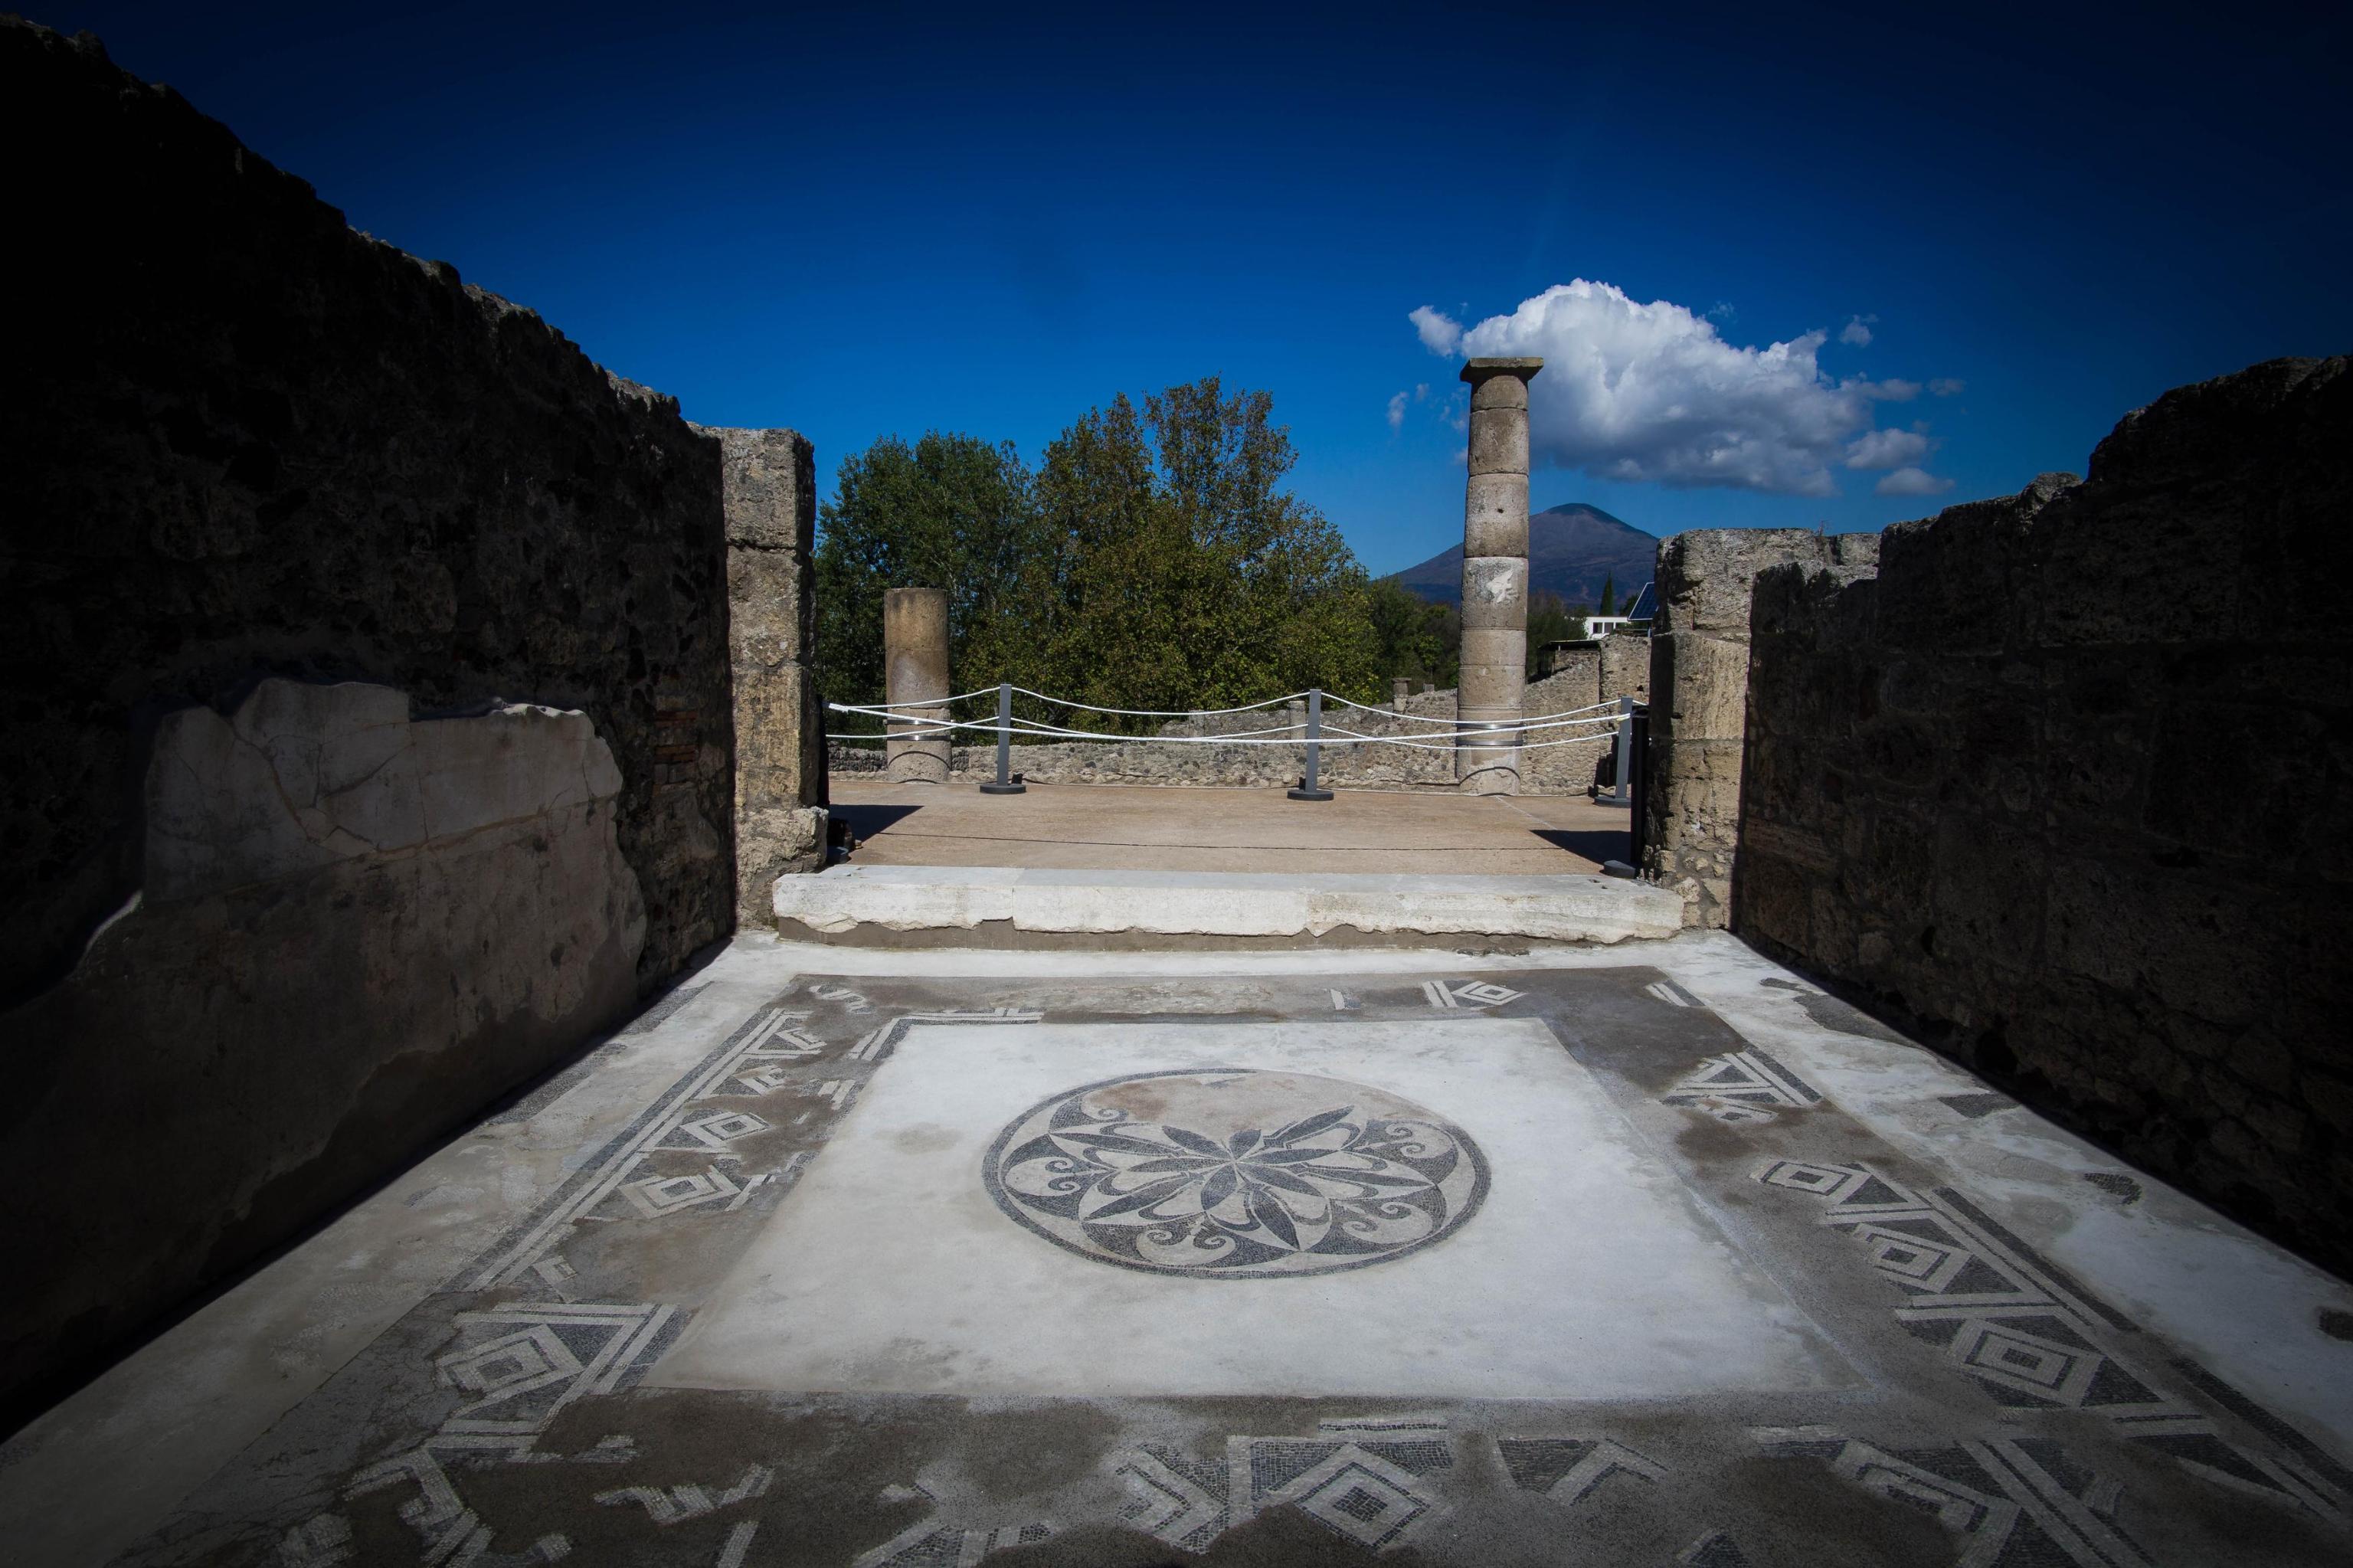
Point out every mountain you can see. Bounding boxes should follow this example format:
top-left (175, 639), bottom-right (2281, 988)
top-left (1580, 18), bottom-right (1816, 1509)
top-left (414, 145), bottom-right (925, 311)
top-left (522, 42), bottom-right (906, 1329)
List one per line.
top-left (1383, 502), bottom-right (1658, 610)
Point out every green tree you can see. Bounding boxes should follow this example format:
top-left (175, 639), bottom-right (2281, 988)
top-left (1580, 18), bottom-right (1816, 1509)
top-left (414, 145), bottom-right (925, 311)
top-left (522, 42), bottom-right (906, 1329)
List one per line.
top-left (813, 378), bottom-right (1386, 738)
top-left (1599, 575), bottom-right (1618, 617)
top-left (1033, 393), bottom-right (1177, 717)
top-left (1366, 578), bottom-right (1458, 689)
top-left (813, 432), bottom-right (1045, 718)
top-left (1526, 590), bottom-right (1586, 665)
top-left (1035, 378), bottom-right (1379, 726)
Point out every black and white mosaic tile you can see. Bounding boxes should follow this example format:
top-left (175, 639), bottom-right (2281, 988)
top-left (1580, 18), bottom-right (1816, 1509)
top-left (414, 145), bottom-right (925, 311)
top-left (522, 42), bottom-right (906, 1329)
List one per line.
top-left (983, 1068), bottom-right (1488, 1278)
top-left (75, 962), bottom-right (2353, 1568)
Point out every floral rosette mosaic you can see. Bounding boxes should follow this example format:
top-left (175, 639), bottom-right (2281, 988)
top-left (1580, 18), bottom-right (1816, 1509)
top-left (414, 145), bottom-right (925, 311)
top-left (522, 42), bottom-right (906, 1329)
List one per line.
top-left (983, 1069), bottom-right (1490, 1276)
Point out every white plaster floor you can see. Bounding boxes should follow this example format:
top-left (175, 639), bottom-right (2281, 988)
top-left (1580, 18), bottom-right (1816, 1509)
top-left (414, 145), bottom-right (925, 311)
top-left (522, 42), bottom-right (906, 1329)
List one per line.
top-left (4, 931), bottom-right (2349, 1568)
top-left (655, 1018), bottom-right (1846, 1400)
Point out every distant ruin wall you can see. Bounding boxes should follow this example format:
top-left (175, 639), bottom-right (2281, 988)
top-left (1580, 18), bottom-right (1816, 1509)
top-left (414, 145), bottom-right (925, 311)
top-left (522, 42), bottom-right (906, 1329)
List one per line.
top-left (1736, 357), bottom-right (2353, 1272)
top-left (827, 642), bottom-right (1651, 794)
top-left (1641, 529), bottom-right (1879, 926)
top-left (0, 21), bottom-right (735, 1413)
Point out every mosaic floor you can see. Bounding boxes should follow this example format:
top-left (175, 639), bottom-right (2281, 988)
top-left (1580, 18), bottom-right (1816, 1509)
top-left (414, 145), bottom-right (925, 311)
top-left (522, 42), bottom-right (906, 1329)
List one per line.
top-left (7, 937), bottom-right (2351, 1566)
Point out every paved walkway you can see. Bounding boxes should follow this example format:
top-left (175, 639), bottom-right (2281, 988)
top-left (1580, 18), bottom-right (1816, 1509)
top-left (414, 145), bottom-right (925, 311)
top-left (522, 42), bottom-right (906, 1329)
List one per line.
top-left (6, 935), bottom-right (2351, 1566)
top-left (830, 780), bottom-right (1631, 875)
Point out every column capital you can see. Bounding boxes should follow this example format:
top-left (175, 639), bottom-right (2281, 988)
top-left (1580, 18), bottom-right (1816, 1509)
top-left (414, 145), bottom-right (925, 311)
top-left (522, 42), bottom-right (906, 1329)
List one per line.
top-left (1459, 356), bottom-right (1543, 385)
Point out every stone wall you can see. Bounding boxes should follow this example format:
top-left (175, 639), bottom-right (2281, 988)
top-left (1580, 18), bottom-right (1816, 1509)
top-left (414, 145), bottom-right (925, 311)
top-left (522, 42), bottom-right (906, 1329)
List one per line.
top-left (1537, 643), bottom-right (1602, 694)
top-left (1641, 529), bottom-right (1880, 925)
top-left (1735, 357), bottom-right (2353, 1272)
top-left (708, 427), bottom-right (827, 921)
top-left (0, 21), bottom-right (741, 1415)
top-left (1601, 631), bottom-right (1651, 705)
top-left (2, 21), bottom-right (736, 1001)
top-left (2, 683), bottom-right (647, 1417)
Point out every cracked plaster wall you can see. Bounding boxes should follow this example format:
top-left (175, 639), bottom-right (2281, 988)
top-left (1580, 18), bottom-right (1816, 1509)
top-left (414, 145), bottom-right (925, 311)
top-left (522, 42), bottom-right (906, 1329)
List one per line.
top-left (2, 681), bottom-right (649, 1419)
top-left (1733, 356), bottom-right (2353, 1275)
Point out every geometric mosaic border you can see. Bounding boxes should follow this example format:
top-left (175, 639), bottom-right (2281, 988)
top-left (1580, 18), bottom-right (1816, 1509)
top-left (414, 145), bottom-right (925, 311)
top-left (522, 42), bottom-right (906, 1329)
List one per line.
top-left (1664, 1044), bottom-right (1823, 1122)
top-left (1757, 1158), bottom-right (2350, 1528)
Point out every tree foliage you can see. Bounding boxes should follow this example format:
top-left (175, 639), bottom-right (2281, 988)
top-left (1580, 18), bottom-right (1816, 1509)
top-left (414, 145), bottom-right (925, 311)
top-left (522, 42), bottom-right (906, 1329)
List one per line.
top-left (812, 432), bottom-right (1044, 714)
top-left (815, 378), bottom-right (1388, 732)
top-left (1365, 578), bottom-right (1457, 690)
top-left (1527, 591), bottom-right (1586, 662)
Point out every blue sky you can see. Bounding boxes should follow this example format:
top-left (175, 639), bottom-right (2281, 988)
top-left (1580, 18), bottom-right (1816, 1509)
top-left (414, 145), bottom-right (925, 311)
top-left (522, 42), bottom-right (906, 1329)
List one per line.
top-left (48, 2), bottom-right (2350, 574)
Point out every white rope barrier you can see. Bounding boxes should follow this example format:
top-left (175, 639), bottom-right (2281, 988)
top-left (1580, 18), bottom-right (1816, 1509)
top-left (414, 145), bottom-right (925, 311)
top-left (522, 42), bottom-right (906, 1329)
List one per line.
top-left (833, 676), bottom-right (1645, 805)
top-left (1324, 692), bottom-right (1621, 726)
top-left (828, 701), bottom-right (1618, 739)
top-left (828, 724), bottom-right (959, 742)
top-left (843, 686), bottom-right (1012, 713)
top-left (1320, 716), bottom-right (1617, 743)
top-left (1006, 686), bottom-right (1298, 718)
top-left (1299, 711), bottom-right (1621, 738)
top-left (828, 726), bottom-right (1622, 751)
top-left (831, 702), bottom-right (1618, 739)
top-left (826, 703), bottom-right (1624, 748)
top-left (1317, 726), bottom-right (1618, 753)
top-left (833, 689), bottom-right (1622, 729)
top-left (828, 708), bottom-right (1303, 743)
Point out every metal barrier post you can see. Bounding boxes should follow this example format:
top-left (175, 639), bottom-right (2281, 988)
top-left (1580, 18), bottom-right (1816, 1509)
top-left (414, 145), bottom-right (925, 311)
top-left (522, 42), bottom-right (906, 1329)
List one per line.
top-left (1627, 705), bottom-right (1649, 864)
top-left (979, 681), bottom-right (1026, 794)
top-left (1288, 687), bottom-right (1334, 801)
top-left (1600, 695), bottom-right (1636, 807)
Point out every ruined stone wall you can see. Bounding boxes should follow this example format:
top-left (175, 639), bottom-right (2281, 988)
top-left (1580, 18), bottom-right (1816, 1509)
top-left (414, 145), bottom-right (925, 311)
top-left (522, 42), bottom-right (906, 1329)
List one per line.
top-left (1641, 529), bottom-right (1880, 925)
top-left (1600, 632), bottom-right (1651, 705)
top-left (1538, 646), bottom-right (1601, 698)
top-left (707, 427), bottom-right (827, 921)
top-left (1736, 357), bottom-right (2353, 1272)
top-left (0, 21), bottom-right (737, 1415)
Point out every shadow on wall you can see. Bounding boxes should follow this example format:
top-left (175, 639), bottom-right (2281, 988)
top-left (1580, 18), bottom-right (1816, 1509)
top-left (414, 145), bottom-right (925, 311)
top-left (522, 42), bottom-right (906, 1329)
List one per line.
top-left (1733, 355), bottom-right (2353, 1278)
top-left (0, 22), bottom-right (737, 1010)
top-left (0, 682), bottom-right (650, 1425)
top-left (0, 19), bottom-right (758, 1426)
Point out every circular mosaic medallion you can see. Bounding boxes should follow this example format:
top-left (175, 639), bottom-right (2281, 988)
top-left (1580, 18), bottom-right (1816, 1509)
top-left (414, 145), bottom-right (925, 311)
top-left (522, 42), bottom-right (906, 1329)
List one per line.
top-left (983, 1069), bottom-right (1489, 1277)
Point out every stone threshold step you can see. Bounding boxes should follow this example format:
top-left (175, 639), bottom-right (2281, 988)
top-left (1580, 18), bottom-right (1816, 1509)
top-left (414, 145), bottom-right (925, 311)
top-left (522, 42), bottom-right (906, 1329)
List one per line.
top-left (770, 864), bottom-right (1680, 948)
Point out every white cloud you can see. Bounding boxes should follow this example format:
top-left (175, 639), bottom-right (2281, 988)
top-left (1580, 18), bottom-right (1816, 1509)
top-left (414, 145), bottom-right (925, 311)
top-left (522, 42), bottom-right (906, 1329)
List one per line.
top-left (1428, 279), bottom-right (1959, 496)
top-left (1875, 466), bottom-right (1955, 497)
top-left (1929, 377), bottom-right (1965, 397)
top-left (1844, 427), bottom-right (1932, 470)
top-left (1386, 384), bottom-right (1435, 432)
top-left (1409, 305), bottom-right (1462, 356)
top-left (1840, 314), bottom-right (1877, 346)
top-left (1706, 300), bottom-right (1736, 321)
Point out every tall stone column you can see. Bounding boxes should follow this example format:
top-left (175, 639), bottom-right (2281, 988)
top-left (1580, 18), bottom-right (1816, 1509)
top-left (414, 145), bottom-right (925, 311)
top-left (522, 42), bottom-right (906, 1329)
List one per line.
top-left (882, 587), bottom-right (951, 784)
top-left (1456, 357), bottom-right (1543, 794)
